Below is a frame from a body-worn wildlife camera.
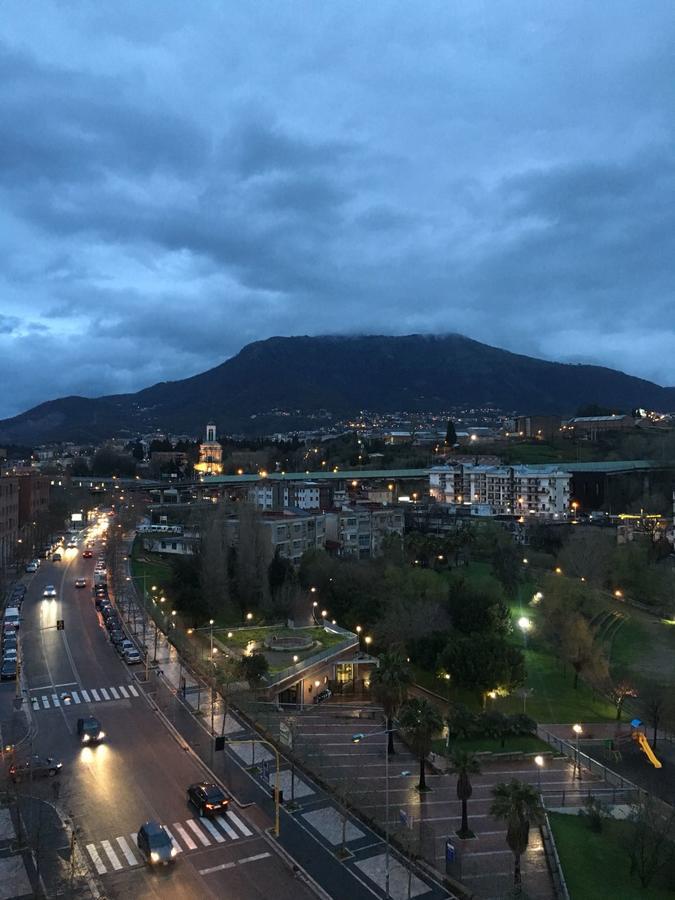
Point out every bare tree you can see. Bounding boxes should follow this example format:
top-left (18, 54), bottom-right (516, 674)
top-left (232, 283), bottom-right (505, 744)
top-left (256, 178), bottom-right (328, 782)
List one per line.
top-left (628, 796), bottom-right (675, 888)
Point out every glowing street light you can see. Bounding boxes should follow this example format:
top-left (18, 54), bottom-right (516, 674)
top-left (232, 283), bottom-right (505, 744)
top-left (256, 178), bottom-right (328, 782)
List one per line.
top-left (534, 754), bottom-right (544, 792)
top-left (573, 724), bottom-right (583, 779)
top-left (518, 616), bottom-right (532, 632)
top-left (246, 612), bottom-right (253, 622)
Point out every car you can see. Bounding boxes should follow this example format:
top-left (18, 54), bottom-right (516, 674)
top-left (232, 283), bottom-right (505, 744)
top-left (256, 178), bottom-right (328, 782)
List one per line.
top-left (43, 585), bottom-right (57, 599)
top-left (110, 631), bottom-right (127, 648)
top-left (136, 820), bottom-right (176, 866)
top-left (3, 648), bottom-right (17, 661)
top-left (9, 755), bottom-right (62, 782)
top-left (82, 550), bottom-right (93, 558)
top-left (187, 782), bottom-right (229, 818)
top-left (313, 688), bottom-right (332, 705)
top-left (74, 578), bottom-right (86, 589)
top-left (52, 552), bottom-right (62, 562)
top-left (77, 716), bottom-right (105, 744)
top-left (124, 648), bottom-right (142, 665)
top-left (3, 635), bottom-right (17, 652)
top-left (1, 660), bottom-right (17, 681)
top-left (25, 562), bottom-right (38, 573)
top-left (12, 585), bottom-right (26, 598)
top-left (105, 617), bottom-right (122, 633)
top-left (66, 542), bottom-right (77, 550)
top-left (95, 597), bottom-right (109, 611)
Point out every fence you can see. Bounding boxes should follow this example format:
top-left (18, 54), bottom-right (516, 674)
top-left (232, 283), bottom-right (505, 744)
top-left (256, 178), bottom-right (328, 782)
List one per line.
top-left (537, 727), bottom-right (645, 794)
top-left (540, 811), bottom-right (570, 900)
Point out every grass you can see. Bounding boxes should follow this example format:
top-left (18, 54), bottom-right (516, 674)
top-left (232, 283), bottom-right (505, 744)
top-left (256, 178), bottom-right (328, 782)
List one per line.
top-left (432, 734), bottom-right (550, 756)
top-left (130, 539), bottom-right (174, 593)
top-left (549, 812), bottom-right (675, 899)
top-left (213, 625), bottom-right (349, 673)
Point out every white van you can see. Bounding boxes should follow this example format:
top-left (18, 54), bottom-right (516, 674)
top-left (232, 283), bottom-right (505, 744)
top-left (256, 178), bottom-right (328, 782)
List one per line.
top-left (4, 607), bottom-right (20, 633)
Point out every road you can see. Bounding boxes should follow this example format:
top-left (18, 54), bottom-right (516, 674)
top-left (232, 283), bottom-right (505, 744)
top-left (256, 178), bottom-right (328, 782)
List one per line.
top-left (16, 527), bottom-right (316, 900)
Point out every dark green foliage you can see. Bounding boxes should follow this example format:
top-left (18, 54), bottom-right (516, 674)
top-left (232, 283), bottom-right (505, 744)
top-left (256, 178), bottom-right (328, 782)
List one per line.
top-left (445, 420), bottom-right (457, 446)
top-left (439, 634), bottom-right (526, 706)
top-left (238, 653), bottom-right (269, 689)
top-left (268, 548), bottom-right (295, 595)
top-left (445, 573), bottom-right (509, 636)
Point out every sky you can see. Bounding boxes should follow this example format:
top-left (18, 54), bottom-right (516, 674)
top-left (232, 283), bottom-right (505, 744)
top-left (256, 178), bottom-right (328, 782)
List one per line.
top-left (1, 2), bottom-right (674, 419)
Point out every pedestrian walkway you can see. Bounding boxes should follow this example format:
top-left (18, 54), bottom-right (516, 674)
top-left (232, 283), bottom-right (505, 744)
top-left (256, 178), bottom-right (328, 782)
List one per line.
top-left (85, 810), bottom-right (254, 875)
top-left (29, 683), bottom-right (140, 711)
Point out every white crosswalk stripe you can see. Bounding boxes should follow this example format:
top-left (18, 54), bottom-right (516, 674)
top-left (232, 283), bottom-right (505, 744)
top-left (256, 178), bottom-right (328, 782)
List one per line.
top-left (29, 684), bottom-right (142, 710)
top-left (32, 699), bottom-right (39, 710)
top-left (82, 814), bottom-right (255, 875)
top-left (128, 685), bottom-right (139, 697)
top-left (101, 840), bottom-right (122, 871)
top-left (226, 810), bottom-right (253, 837)
top-left (100, 688), bottom-right (110, 700)
top-left (52, 693), bottom-right (60, 707)
top-left (110, 687), bottom-right (120, 699)
top-left (186, 819), bottom-right (210, 846)
top-left (116, 836), bottom-right (137, 866)
top-left (41, 696), bottom-right (49, 708)
top-left (91, 689), bottom-right (101, 701)
top-left (81, 689), bottom-right (91, 702)
top-left (118, 686), bottom-right (129, 698)
top-left (172, 822), bottom-right (197, 850)
top-left (72, 691), bottom-right (81, 704)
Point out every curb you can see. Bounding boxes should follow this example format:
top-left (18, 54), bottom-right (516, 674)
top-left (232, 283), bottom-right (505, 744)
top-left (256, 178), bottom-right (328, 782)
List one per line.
top-left (263, 828), bottom-right (333, 900)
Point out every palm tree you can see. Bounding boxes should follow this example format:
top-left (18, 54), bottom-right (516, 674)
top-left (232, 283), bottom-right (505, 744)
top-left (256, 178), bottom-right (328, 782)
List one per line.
top-left (490, 779), bottom-right (542, 893)
top-left (370, 651), bottom-right (412, 754)
top-left (449, 749), bottom-right (481, 838)
top-left (398, 698), bottom-right (443, 791)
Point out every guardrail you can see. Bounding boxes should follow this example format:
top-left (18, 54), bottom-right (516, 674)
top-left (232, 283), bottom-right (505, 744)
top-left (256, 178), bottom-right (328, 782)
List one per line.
top-left (540, 811), bottom-right (571, 900)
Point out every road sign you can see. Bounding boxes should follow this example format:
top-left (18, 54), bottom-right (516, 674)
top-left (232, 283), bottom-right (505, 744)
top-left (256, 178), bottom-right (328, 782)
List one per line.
top-left (445, 840), bottom-right (456, 864)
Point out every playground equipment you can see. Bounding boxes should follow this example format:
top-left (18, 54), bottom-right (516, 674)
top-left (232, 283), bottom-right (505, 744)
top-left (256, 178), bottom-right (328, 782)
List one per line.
top-left (630, 719), bottom-right (662, 769)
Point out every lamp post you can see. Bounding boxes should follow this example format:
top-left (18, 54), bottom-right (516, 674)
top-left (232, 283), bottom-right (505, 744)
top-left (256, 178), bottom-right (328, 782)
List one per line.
top-left (573, 723), bottom-right (583, 779)
top-left (534, 754), bottom-right (544, 793)
top-left (209, 619), bottom-right (215, 662)
top-left (353, 727), bottom-right (393, 899)
top-left (355, 625), bottom-right (362, 651)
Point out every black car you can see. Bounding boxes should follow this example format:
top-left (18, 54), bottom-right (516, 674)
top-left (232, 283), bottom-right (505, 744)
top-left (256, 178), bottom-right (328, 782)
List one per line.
top-left (1, 659), bottom-right (17, 681)
top-left (77, 716), bottom-right (105, 744)
top-left (137, 821), bottom-right (176, 865)
top-left (10, 755), bottom-right (62, 782)
top-left (187, 782), bottom-right (229, 817)
top-left (110, 630), bottom-right (126, 647)
top-left (94, 596), bottom-right (109, 611)
top-left (3, 635), bottom-right (17, 652)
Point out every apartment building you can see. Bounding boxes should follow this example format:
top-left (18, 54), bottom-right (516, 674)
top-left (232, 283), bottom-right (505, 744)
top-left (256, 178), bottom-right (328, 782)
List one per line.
top-left (324, 504), bottom-right (404, 558)
top-left (15, 471), bottom-right (51, 527)
top-left (0, 476), bottom-right (19, 568)
top-left (225, 510), bottom-right (327, 566)
top-left (429, 464), bottom-right (570, 518)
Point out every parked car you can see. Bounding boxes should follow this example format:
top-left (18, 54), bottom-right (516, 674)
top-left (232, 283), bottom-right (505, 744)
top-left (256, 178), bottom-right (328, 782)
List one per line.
top-left (136, 820), bottom-right (176, 866)
top-left (187, 782), bottom-right (229, 817)
top-left (25, 562), bottom-right (38, 573)
top-left (1, 659), bottom-right (16, 680)
top-left (74, 578), bottom-right (86, 589)
top-left (3, 648), bottom-right (17, 661)
top-left (9, 755), bottom-right (62, 782)
top-left (77, 716), bottom-right (105, 744)
top-left (110, 631), bottom-right (127, 648)
top-left (3, 635), bottom-right (17, 653)
top-left (124, 648), bottom-right (142, 665)
top-left (43, 585), bottom-right (57, 599)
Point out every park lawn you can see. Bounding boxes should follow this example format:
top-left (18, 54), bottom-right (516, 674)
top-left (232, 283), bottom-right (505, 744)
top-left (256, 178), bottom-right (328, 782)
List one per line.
top-left (549, 812), bottom-right (674, 899)
top-left (130, 540), bottom-right (174, 593)
top-left (432, 734), bottom-right (550, 756)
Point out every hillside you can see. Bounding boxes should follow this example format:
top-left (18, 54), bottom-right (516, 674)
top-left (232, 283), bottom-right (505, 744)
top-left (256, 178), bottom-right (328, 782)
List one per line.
top-left (1, 334), bottom-right (673, 442)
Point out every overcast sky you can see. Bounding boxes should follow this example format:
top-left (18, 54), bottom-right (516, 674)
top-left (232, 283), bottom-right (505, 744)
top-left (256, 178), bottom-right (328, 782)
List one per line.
top-left (1, 2), bottom-right (674, 418)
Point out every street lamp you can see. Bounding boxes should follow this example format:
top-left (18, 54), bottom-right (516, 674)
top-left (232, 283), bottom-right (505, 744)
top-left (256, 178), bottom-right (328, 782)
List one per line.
top-left (573, 724), bottom-right (583, 779)
top-left (364, 636), bottom-right (372, 650)
top-left (246, 612), bottom-right (253, 622)
top-left (353, 728), bottom-right (394, 899)
top-left (534, 754), bottom-right (544, 793)
top-left (209, 619), bottom-right (215, 661)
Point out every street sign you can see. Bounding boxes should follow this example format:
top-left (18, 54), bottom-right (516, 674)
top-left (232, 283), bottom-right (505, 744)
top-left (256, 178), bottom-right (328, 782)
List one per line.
top-left (445, 840), bottom-right (456, 864)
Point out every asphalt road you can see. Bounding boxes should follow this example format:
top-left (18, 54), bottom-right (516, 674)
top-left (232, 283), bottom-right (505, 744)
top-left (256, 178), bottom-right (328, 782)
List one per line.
top-left (16, 529), bottom-right (316, 900)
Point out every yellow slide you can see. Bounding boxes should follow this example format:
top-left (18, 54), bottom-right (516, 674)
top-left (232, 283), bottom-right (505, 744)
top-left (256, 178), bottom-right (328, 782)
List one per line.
top-left (637, 732), bottom-right (662, 768)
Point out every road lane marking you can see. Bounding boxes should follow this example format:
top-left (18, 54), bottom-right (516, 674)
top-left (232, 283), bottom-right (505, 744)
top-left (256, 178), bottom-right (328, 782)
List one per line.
top-left (227, 811), bottom-right (253, 837)
top-left (128, 685), bottom-right (139, 697)
top-left (41, 696), bottom-right (49, 708)
top-left (200, 818), bottom-right (225, 843)
top-left (109, 687), bottom-right (120, 699)
top-left (172, 823), bottom-right (197, 850)
top-left (162, 828), bottom-right (181, 854)
top-left (72, 691), bottom-right (81, 704)
top-left (101, 840), bottom-right (122, 870)
top-left (86, 844), bottom-right (107, 875)
top-left (118, 686), bottom-right (129, 698)
top-left (100, 688), bottom-right (110, 700)
top-left (91, 689), bottom-right (100, 701)
top-left (116, 836), bottom-right (137, 865)
top-left (53, 681), bottom-right (78, 687)
top-left (81, 690), bottom-right (91, 702)
top-left (51, 694), bottom-right (60, 707)
top-left (186, 820), bottom-right (211, 846)
top-left (239, 853), bottom-right (271, 864)
top-left (215, 816), bottom-right (239, 840)
top-left (199, 862), bottom-right (235, 875)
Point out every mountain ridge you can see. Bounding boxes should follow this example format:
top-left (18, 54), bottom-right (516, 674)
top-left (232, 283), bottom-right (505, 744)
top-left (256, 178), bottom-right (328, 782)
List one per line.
top-left (1, 333), bottom-right (673, 443)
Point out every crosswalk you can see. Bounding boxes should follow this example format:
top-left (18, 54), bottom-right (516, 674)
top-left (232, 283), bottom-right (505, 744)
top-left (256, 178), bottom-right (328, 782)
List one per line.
top-left (30, 683), bottom-right (140, 711)
top-left (85, 811), bottom-right (254, 875)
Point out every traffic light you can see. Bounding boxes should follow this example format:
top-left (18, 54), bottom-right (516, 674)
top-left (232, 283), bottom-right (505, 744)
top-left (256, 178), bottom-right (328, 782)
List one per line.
top-left (56, 620), bottom-right (65, 631)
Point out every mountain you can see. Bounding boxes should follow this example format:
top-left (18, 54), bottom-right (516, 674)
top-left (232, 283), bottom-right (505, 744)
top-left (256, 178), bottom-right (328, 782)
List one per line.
top-left (1, 334), bottom-right (674, 443)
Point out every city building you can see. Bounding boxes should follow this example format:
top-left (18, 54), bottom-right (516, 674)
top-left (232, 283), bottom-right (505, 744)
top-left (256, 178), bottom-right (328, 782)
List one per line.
top-left (513, 415), bottom-right (562, 440)
top-left (194, 422), bottom-right (223, 475)
top-left (562, 414), bottom-right (635, 439)
top-left (15, 470), bottom-right (51, 527)
top-left (324, 503), bottom-right (404, 558)
top-left (429, 464), bottom-right (570, 518)
top-left (0, 476), bottom-right (19, 569)
top-left (224, 509), bottom-right (327, 566)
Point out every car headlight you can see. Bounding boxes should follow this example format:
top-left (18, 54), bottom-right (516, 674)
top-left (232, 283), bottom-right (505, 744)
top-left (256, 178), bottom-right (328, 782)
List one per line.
top-left (151, 851), bottom-right (160, 863)
top-left (98, 731), bottom-right (105, 740)
top-left (82, 735), bottom-right (90, 743)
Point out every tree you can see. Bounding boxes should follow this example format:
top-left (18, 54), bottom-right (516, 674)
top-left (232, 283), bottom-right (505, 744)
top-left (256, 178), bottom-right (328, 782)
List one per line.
top-left (559, 613), bottom-right (606, 690)
top-left (491, 543), bottom-right (521, 598)
top-left (447, 704), bottom-right (479, 740)
top-left (445, 573), bottom-right (509, 636)
top-left (490, 779), bottom-right (542, 893)
top-left (449, 749), bottom-right (481, 838)
top-left (439, 634), bottom-right (525, 708)
top-left (268, 548), bottom-right (294, 596)
top-left (558, 529), bottom-right (614, 586)
top-left (640, 686), bottom-right (668, 748)
top-left (445, 420), bottom-right (457, 447)
top-left (627, 796), bottom-right (675, 888)
top-left (370, 652), bottom-right (412, 755)
top-left (609, 681), bottom-right (637, 721)
top-left (398, 698), bottom-right (443, 792)
top-left (234, 504), bottom-right (270, 613)
top-left (199, 503), bottom-right (233, 620)
top-left (238, 652), bottom-right (269, 689)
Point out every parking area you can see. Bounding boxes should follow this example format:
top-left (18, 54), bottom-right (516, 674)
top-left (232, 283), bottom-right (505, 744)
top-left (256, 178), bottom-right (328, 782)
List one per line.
top-left (289, 703), bottom-right (607, 900)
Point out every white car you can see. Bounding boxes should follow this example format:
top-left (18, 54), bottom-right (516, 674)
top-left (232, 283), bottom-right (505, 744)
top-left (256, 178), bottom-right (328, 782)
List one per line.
top-left (43, 585), bottom-right (57, 599)
top-left (25, 562), bottom-right (38, 573)
top-left (124, 648), bottom-right (142, 665)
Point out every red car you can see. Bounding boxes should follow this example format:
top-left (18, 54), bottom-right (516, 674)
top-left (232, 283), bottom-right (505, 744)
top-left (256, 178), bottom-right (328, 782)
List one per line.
top-left (82, 550), bottom-right (93, 558)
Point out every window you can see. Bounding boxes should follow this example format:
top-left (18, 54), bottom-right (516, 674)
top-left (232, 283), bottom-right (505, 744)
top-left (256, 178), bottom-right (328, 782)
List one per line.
top-left (335, 663), bottom-right (353, 684)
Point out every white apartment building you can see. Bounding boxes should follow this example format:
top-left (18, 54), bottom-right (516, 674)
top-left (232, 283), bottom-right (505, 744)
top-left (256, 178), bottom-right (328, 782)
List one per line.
top-left (325, 505), bottom-right (404, 558)
top-left (429, 464), bottom-right (570, 518)
top-left (225, 510), bottom-right (326, 566)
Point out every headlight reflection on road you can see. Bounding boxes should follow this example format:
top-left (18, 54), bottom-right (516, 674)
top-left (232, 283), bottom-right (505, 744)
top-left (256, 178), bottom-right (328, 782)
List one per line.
top-left (80, 744), bottom-right (110, 765)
